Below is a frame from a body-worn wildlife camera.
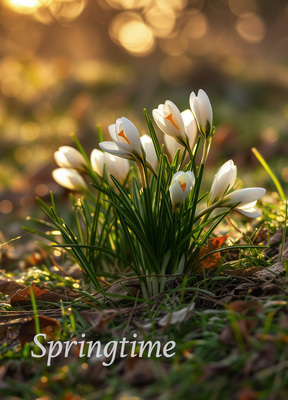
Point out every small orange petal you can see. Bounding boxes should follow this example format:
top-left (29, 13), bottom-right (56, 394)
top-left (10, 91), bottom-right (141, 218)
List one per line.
top-left (179, 181), bottom-right (186, 192)
top-left (165, 113), bottom-right (179, 130)
top-left (118, 130), bottom-right (131, 145)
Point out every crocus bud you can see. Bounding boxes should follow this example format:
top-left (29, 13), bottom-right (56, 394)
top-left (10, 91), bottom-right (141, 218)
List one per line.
top-left (223, 187), bottom-right (266, 218)
top-left (140, 134), bottom-right (158, 170)
top-left (170, 171), bottom-right (195, 211)
top-left (209, 160), bottom-right (237, 204)
top-left (189, 89), bottom-right (213, 138)
top-left (90, 149), bottom-right (105, 176)
top-left (99, 117), bottom-right (142, 161)
top-left (52, 168), bottom-right (88, 192)
top-left (90, 149), bottom-right (130, 183)
top-left (152, 100), bottom-right (186, 143)
top-left (54, 146), bottom-right (86, 170)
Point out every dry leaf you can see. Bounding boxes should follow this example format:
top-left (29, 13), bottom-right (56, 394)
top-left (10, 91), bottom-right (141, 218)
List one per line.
top-left (95, 278), bottom-right (141, 304)
top-left (228, 300), bottom-right (262, 315)
top-left (134, 303), bottom-right (195, 330)
top-left (158, 303), bottom-right (195, 327)
top-left (0, 279), bottom-right (26, 296)
top-left (235, 388), bottom-right (259, 400)
top-left (18, 315), bottom-right (61, 347)
top-left (253, 262), bottom-right (285, 280)
top-left (10, 283), bottom-right (68, 307)
top-left (193, 235), bottom-right (229, 272)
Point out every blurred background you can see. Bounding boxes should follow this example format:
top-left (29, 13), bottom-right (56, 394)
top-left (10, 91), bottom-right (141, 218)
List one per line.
top-left (0, 0), bottom-right (288, 236)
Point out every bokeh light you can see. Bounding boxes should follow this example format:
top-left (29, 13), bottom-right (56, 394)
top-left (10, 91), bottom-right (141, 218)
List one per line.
top-left (236, 13), bottom-right (266, 44)
top-left (4, 0), bottom-right (48, 14)
top-left (109, 12), bottom-right (155, 56)
top-left (144, 5), bottom-right (176, 38)
top-left (106, 0), bottom-right (149, 9)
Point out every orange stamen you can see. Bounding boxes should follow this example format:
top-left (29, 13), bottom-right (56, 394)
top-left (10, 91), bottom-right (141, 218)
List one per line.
top-left (165, 113), bottom-right (179, 130)
top-left (118, 130), bottom-right (131, 145)
top-left (179, 181), bottom-right (186, 192)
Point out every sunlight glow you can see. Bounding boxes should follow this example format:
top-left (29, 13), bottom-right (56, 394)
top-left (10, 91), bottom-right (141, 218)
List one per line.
top-left (5, 0), bottom-right (48, 13)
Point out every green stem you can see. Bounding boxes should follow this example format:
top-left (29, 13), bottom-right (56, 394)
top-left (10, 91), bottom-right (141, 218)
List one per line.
top-left (170, 211), bottom-right (177, 274)
top-left (200, 138), bottom-right (211, 165)
top-left (194, 200), bottom-right (222, 222)
top-left (137, 160), bottom-right (147, 189)
top-left (185, 137), bottom-right (194, 163)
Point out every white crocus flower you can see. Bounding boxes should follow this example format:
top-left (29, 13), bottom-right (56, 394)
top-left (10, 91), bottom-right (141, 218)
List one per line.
top-left (209, 160), bottom-right (237, 204)
top-left (189, 89), bottom-right (213, 138)
top-left (223, 187), bottom-right (266, 218)
top-left (54, 146), bottom-right (86, 170)
top-left (99, 117), bottom-right (142, 161)
top-left (140, 134), bottom-right (158, 170)
top-left (164, 109), bottom-right (197, 159)
top-left (152, 100), bottom-right (187, 144)
top-left (170, 171), bottom-right (195, 211)
top-left (52, 168), bottom-right (88, 192)
top-left (90, 149), bottom-right (130, 183)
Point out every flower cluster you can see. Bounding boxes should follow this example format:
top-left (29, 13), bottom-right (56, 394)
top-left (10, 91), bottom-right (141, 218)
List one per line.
top-left (45, 88), bottom-right (269, 298)
top-left (53, 89), bottom-right (265, 220)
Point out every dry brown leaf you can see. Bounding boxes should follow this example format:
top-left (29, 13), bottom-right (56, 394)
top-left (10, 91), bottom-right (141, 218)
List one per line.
top-left (193, 235), bottom-right (229, 272)
top-left (10, 283), bottom-right (68, 307)
top-left (18, 315), bottom-right (61, 348)
top-left (228, 300), bottom-right (262, 315)
top-left (0, 279), bottom-right (26, 297)
top-left (235, 388), bottom-right (259, 400)
top-left (158, 303), bottom-right (195, 327)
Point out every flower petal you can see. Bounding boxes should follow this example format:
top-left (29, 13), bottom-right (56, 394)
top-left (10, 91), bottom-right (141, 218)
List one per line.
top-left (181, 109), bottom-right (197, 148)
top-left (99, 141), bottom-right (131, 159)
top-left (235, 207), bottom-right (262, 218)
top-left (119, 117), bottom-right (142, 153)
top-left (164, 134), bottom-right (184, 158)
top-left (141, 135), bottom-right (158, 170)
top-left (224, 188), bottom-right (266, 206)
top-left (152, 109), bottom-right (181, 139)
top-left (52, 168), bottom-right (87, 191)
top-left (54, 146), bottom-right (86, 170)
top-left (105, 153), bottom-right (130, 183)
top-left (90, 149), bottom-right (105, 176)
top-left (210, 160), bottom-right (237, 203)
